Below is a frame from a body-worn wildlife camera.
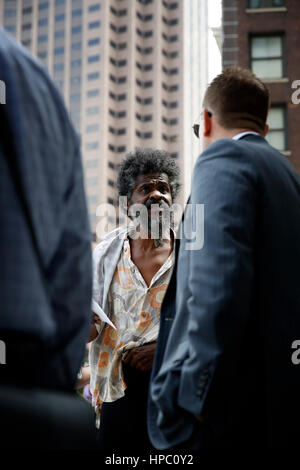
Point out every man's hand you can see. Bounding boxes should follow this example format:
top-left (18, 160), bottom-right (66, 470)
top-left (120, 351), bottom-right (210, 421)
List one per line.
top-left (89, 314), bottom-right (101, 342)
top-left (122, 342), bottom-right (156, 371)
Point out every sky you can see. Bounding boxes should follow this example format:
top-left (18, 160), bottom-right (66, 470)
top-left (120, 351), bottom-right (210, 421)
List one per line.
top-left (208, 0), bottom-right (222, 82)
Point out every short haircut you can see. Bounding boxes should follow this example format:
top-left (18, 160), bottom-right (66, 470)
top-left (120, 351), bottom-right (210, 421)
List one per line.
top-left (117, 148), bottom-right (181, 201)
top-left (203, 67), bottom-right (270, 133)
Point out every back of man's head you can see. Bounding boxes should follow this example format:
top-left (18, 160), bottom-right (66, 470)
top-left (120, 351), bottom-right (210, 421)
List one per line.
top-left (203, 67), bottom-right (270, 134)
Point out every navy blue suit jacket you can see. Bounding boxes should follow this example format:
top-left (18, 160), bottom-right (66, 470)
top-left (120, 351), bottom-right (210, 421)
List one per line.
top-left (0, 30), bottom-right (92, 390)
top-left (149, 135), bottom-right (300, 448)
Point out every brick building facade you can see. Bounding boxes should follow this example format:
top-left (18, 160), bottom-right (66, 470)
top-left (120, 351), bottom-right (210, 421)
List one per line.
top-left (222, 0), bottom-right (300, 173)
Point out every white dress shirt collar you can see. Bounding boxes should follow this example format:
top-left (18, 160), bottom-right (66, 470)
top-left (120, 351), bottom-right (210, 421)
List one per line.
top-left (232, 131), bottom-right (259, 140)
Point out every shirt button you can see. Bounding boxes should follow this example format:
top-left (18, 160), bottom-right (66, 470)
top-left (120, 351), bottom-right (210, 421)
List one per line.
top-left (131, 267), bottom-right (135, 273)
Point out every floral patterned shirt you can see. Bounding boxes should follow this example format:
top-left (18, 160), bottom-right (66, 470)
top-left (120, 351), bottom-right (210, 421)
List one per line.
top-left (93, 237), bottom-right (174, 405)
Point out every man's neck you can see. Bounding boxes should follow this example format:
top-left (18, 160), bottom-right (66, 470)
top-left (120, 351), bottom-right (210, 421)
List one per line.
top-left (129, 229), bottom-right (174, 253)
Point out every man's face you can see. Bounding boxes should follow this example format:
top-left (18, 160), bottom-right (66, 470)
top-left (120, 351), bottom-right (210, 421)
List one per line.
top-left (128, 173), bottom-right (173, 238)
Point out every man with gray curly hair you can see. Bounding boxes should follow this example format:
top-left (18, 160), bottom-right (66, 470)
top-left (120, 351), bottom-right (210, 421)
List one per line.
top-left (89, 148), bottom-right (180, 452)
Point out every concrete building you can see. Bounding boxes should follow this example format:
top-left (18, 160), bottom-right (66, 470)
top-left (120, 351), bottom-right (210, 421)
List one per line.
top-left (222, 0), bottom-right (300, 173)
top-left (0, 0), bottom-right (209, 237)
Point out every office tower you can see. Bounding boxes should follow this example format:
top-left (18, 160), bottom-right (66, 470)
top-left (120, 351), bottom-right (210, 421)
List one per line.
top-left (222, 0), bottom-right (300, 174)
top-left (0, 0), bottom-right (209, 237)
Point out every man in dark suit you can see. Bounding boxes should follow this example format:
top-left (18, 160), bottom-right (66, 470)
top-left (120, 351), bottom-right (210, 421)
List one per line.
top-left (148, 67), bottom-right (300, 449)
top-left (0, 29), bottom-right (95, 449)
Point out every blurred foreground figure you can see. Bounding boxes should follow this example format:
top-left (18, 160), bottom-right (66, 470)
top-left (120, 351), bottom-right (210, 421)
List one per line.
top-left (149, 67), bottom-right (300, 449)
top-left (0, 29), bottom-right (95, 450)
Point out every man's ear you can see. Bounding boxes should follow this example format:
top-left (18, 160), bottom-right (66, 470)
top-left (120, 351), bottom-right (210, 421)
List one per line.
top-left (263, 123), bottom-right (269, 137)
top-left (203, 109), bottom-right (212, 137)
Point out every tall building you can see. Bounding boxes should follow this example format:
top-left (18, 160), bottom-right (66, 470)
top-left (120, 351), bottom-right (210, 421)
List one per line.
top-left (0, 0), bottom-right (209, 237)
top-left (222, 0), bottom-right (300, 174)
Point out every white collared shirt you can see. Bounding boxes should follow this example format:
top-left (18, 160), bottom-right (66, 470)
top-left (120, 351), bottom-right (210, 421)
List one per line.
top-left (232, 131), bottom-right (259, 140)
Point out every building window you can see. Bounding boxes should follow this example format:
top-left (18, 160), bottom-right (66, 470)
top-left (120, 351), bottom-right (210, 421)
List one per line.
top-left (266, 105), bottom-right (286, 151)
top-left (72, 9), bottom-right (82, 17)
top-left (162, 134), bottom-right (178, 142)
top-left (55, 0), bottom-right (66, 5)
top-left (108, 179), bottom-right (115, 187)
top-left (86, 123), bottom-right (99, 133)
top-left (5, 25), bottom-right (16, 34)
top-left (110, 58), bottom-right (127, 67)
top-left (54, 63), bottom-right (64, 72)
top-left (87, 89), bottom-right (99, 98)
top-left (162, 66), bottom-right (179, 76)
top-left (109, 127), bottom-right (126, 135)
top-left (87, 106), bottom-right (100, 115)
top-left (162, 33), bottom-right (179, 43)
top-left (109, 74), bottom-right (127, 84)
top-left (22, 6), bottom-right (32, 15)
top-left (86, 142), bottom-right (99, 151)
top-left (248, 0), bottom-right (285, 7)
top-left (109, 91), bottom-right (127, 101)
top-left (109, 109), bottom-right (127, 118)
top-left (110, 40), bottom-right (127, 50)
top-left (136, 62), bottom-right (153, 72)
top-left (162, 117), bottom-right (178, 125)
top-left (162, 49), bottom-right (179, 59)
top-left (162, 99), bottom-right (178, 109)
top-left (110, 6), bottom-right (127, 16)
top-left (86, 177), bottom-right (98, 186)
top-left (88, 38), bottom-right (100, 46)
top-left (162, 83), bottom-right (179, 92)
top-left (109, 145), bottom-right (126, 153)
top-left (162, 16), bottom-right (179, 26)
top-left (136, 12), bottom-right (153, 21)
top-left (38, 51), bottom-right (47, 59)
top-left (136, 28), bottom-right (153, 39)
top-left (162, 1), bottom-right (179, 9)
top-left (136, 113), bottom-right (152, 122)
top-left (39, 18), bottom-right (48, 27)
top-left (89, 21), bottom-right (101, 29)
top-left (55, 14), bottom-right (65, 22)
top-left (38, 35), bottom-right (48, 43)
top-left (107, 197), bottom-right (115, 205)
top-left (54, 47), bottom-right (64, 55)
top-left (55, 30), bottom-right (65, 39)
top-left (137, 0), bottom-right (153, 4)
top-left (70, 93), bottom-right (81, 101)
top-left (22, 23), bottom-right (32, 31)
top-left (108, 162), bottom-right (115, 169)
top-left (4, 8), bottom-right (17, 18)
top-left (70, 76), bottom-right (81, 85)
top-left (39, 3), bottom-right (49, 11)
top-left (72, 42), bottom-right (82, 50)
top-left (251, 35), bottom-right (283, 79)
top-left (136, 79), bottom-right (153, 88)
top-left (136, 96), bottom-right (153, 105)
top-left (71, 58), bottom-right (82, 68)
top-left (136, 130), bottom-right (153, 139)
top-left (136, 45), bottom-right (153, 55)
top-left (87, 194), bottom-right (99, 204)
top-left (72, 25), bottom-right (82, 34)
top-left (88, 54), bottom-right (100, 63)
top-left (22, 39), bottom-right (31, 47)
top-left (110, 23), bottom-right (127, 34)
top-left (89, 4), bottom-right (101, 12)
